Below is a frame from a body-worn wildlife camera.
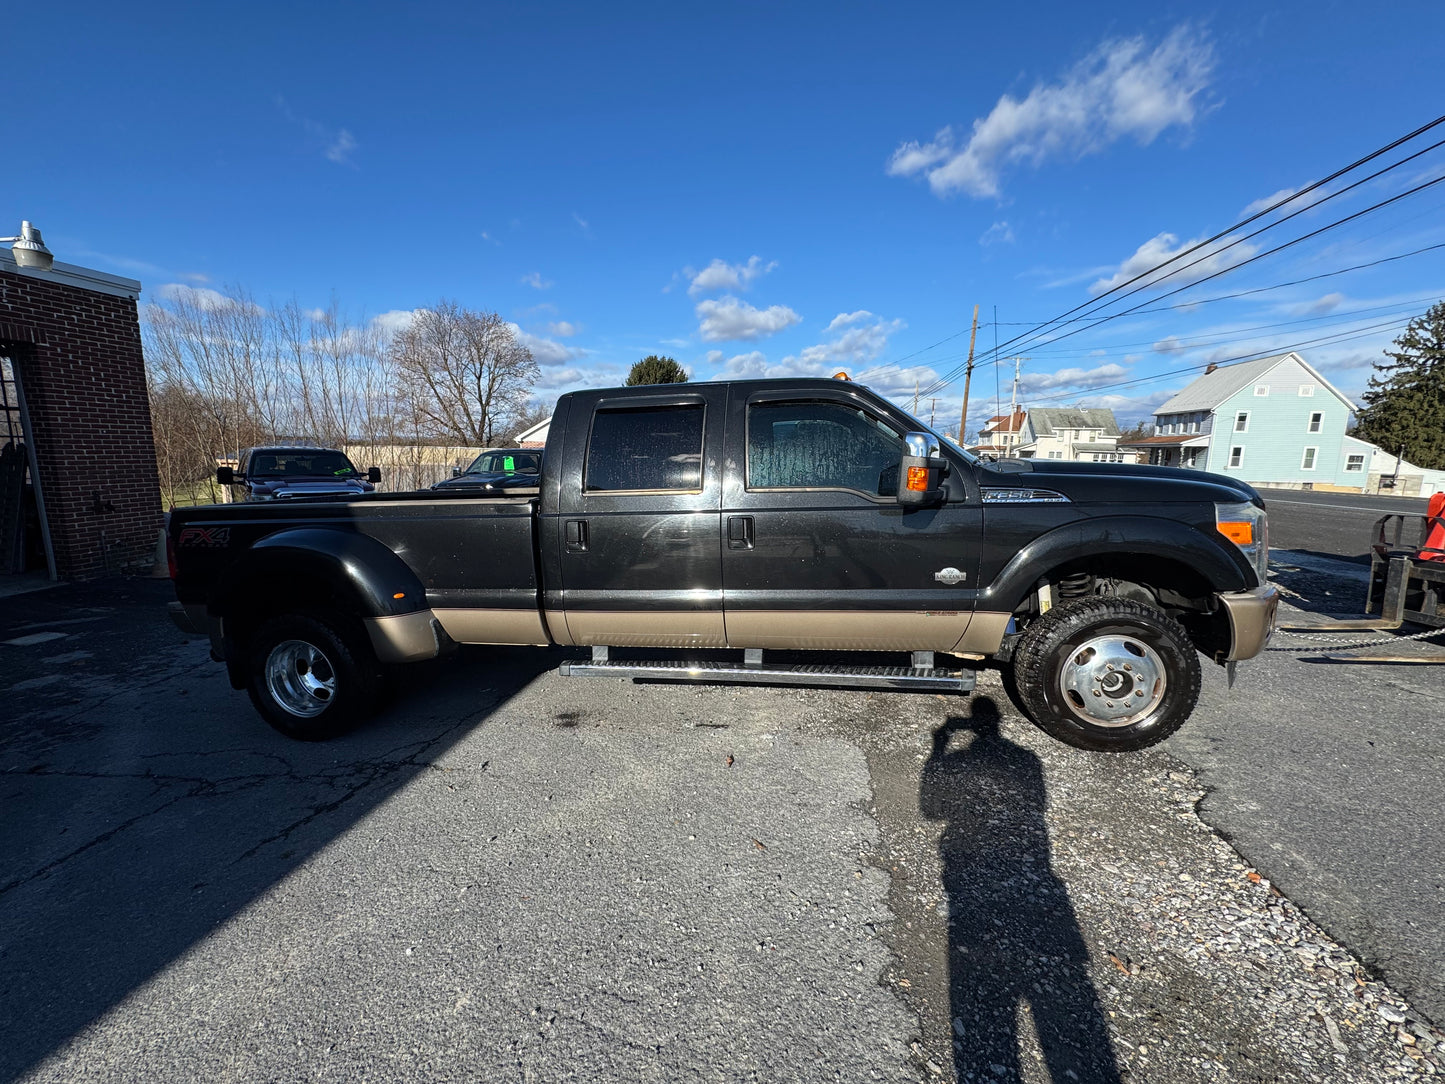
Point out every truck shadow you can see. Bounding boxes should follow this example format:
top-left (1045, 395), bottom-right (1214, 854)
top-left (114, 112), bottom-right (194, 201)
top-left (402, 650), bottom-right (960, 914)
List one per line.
top-left (920, 700), bottom-right (1121, 1083)
top-left (0, 616), bottom-right (556, 1082)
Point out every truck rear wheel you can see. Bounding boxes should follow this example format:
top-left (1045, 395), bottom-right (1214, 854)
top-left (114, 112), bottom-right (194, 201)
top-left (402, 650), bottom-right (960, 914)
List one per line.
top-left (246, 613), bottom-right (379, 740)
top-left (1011, 597), bottom-right (1200, 752)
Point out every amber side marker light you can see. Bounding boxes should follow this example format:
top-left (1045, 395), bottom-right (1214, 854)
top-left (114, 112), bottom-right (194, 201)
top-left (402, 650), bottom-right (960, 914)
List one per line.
top-left (393, 592), bottom-right (406, 599)
top-left (906, 466), bottom-right (930, 491)
top-left (1217, 521), bottom-right (1254, 545)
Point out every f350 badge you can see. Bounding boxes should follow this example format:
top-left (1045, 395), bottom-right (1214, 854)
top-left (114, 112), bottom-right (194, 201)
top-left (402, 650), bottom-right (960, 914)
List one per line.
top-left (178, 527), bottom-right (231, 547)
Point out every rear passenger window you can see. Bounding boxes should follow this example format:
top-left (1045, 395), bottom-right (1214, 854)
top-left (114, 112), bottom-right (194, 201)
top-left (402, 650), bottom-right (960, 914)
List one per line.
top-left (585, 405), bottom-right (704, 492)
top-left (748, 400), bottom-right (904, 494)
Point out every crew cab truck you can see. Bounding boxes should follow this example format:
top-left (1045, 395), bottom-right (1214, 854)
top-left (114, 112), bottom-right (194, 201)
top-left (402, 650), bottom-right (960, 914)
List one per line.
top-left (169, 378), bottom-right (1278, 752)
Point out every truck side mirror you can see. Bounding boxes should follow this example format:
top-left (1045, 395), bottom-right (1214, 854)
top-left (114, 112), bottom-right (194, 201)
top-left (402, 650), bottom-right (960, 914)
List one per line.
top-left (452, 466), bottom-right (462, 477)
top-left (367, 467), bottom-right (382, 484)
top-left (217, 466), bottom-right (235, 485)
top-left (896, 432), bottom-right (947, 507)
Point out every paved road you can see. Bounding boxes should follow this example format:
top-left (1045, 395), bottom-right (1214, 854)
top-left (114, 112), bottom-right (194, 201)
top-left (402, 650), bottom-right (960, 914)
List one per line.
top-left (1169, 549), bottom-right (1445, 1024)
top-left (1262, 488), bottom-right (1431, 562)
top-left (2, 578), bottom-right (1440, 1082)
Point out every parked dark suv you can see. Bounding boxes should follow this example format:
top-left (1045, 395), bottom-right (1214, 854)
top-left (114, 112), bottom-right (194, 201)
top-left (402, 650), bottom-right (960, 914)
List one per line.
top-left (217, 447), bottom-right (381, 502)
top-left (429, 447), bottom-right (541, 493)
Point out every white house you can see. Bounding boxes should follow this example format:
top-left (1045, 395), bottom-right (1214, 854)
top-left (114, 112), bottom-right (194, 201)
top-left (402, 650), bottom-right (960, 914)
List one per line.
top-left (1014, 407), bottom-right (1132, 462)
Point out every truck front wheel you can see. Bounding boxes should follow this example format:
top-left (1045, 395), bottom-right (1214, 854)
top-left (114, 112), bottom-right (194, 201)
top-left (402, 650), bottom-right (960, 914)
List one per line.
top-left (1011, 597), bottom-right (1200, 752)
top-left (246, 613), bottom-right (379, 740)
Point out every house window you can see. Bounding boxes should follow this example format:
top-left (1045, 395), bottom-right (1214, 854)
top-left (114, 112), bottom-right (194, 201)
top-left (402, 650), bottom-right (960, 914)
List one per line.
top-left (1234, 411), bottom-right (1249, 433)
top-left (1254, 385), bottom-right (1269, 397)
top-left (1299, 385), bottom-right (1315, 397)
top-left (1345, 454), bottom-right (1365, 472)
top-left (1229, 446), bottom-right (1244, 468)
top-left (1308, 411), bottom-right (1323, 433)
top-left (1301, 447), bottom-right (1317, 470)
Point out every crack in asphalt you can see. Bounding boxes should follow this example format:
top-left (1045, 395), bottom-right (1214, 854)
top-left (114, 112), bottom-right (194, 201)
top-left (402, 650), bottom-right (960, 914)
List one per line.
top-left (1, 716), bottom-right (484, 898)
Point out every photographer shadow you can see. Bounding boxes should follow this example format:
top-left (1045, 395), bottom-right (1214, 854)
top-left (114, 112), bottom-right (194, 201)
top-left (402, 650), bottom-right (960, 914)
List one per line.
top-left (920, 699), bottom-right (1121, 1083)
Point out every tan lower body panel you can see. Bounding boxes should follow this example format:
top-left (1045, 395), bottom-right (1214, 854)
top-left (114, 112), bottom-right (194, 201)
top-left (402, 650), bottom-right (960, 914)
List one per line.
top-left (955, 611), bottom-right (1011, 655)
top-left (724, 610), bottom-right (992, 653)
top-left (364, 611), bottom-right (444, 663)
top-left (562, 610), bottom-right (728, 648)
top-left (432, 608), bottom-right (551, 646)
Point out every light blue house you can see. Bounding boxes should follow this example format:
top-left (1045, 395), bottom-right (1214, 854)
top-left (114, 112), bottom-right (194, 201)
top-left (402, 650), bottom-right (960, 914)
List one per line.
top-left (1119, 352), bottom-right (1373, 491)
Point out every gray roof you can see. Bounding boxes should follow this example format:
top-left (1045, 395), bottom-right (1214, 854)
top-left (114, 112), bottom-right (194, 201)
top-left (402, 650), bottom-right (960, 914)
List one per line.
top-left (1026, 407), bottom-right (1121, 438)
top-left (1154, 354), bottom-right (1289, 414)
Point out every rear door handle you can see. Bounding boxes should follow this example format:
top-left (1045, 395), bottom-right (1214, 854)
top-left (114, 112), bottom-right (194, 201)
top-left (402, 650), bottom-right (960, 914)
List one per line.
top-left (565, 519), bottom-right (589, 550)
top-left (727, 515), bottom-right (754, 550)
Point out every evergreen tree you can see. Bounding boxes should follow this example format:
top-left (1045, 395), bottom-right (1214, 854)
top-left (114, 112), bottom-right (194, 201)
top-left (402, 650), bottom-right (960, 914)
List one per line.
top-left (1352, 300), bottom-right (1445, 471)
top-left (625, 355), bottom-right (689, 385)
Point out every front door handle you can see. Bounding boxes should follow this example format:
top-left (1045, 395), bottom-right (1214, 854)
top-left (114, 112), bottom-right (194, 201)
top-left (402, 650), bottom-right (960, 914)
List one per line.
top-left (565, 519), bottom-right (589, 550)
top-left (727, 516), bottom-right (754, 550)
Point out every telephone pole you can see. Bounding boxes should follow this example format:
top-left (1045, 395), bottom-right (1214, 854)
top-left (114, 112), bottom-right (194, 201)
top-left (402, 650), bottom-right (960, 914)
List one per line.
top-left (957, 304), bottom-right (980, 444)
top-left (1007, 356), bottom-right (1029, 418)
top-left (928, 398), bottom-right (939, 429)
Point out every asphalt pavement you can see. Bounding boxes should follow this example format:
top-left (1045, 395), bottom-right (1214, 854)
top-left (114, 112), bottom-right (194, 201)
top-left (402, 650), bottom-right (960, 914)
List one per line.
top-left (2, 576), bottom-right (1441, 1083)
top-left (1261, 488), bottom-right (1432, 562)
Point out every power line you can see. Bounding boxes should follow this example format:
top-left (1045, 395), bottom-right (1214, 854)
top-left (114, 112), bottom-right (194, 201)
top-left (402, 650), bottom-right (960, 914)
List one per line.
top-left (1020, 316), bottom-right (1418, 407)
top-left (898, 114), bottom-right (1445, 397)
top-left (919, 167), bottom-right (1445, 398)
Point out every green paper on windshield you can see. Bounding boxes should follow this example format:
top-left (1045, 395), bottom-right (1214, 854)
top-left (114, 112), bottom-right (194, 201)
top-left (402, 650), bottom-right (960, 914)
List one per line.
top-left (503, 456), bottom-right (515, 470)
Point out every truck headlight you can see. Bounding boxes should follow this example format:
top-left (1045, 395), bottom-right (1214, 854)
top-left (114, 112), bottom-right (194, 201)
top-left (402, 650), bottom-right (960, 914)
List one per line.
top-left (1215, 501), bottom-right (1269, 585)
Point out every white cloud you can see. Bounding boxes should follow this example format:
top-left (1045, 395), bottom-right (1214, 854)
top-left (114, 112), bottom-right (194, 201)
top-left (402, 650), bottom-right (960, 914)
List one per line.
top-left (1152, 336), bottom-right (1187, 354)
top-left (1090, 231), bottom-right (1258, 294)
top-left (687, 256), bottom-right (778, 297)
top-left (154, 283), bottom-right (263, 314)
top-left (1239, 184), bottom-right (1326, 218)
top-left (888, 25), bottom-right (1213, 198)
top-left (979, 221), bottom-right (1015, 246)
top-left (325, 129), bottom-right (357, 165)
top-left (1019, 362), bottom-right (1131, 392)
top-left (695, 296), bottom-right (802, 342)
top-left (547, 320), bottom-right (579, 337)
top-left (1303, 291), bottom-right (1346, 315)
top-left (718, 351), bottom-right (770, 378)
top-left (573, 212), bottom-right (592, 235)
top-left (521, 272), bottom-right (553, 290)
top-left (371, 309), bottom-right (422, 335)
top-left (275, 95), bottom-right (358, 166)
top-left (824, 310), bottom-right (873, 332)
top-left (509, 324), bottom-right (581, 367)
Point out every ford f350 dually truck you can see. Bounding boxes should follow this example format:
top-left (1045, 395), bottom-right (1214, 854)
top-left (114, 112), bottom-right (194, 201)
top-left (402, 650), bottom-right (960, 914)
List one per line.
top-left (169, 378), bottom-right (1278, 752)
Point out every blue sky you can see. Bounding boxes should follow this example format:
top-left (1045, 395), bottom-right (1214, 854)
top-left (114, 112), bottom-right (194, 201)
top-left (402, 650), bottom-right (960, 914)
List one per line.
top-left (7, 1), bottom-right (1445, 438)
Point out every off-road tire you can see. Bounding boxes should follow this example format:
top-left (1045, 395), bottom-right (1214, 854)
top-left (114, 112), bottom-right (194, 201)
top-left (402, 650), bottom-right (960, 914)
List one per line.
top-left (245, 613), bottom-right (379, 740)
top-left (1011, 596), bottom-right (1201, 753)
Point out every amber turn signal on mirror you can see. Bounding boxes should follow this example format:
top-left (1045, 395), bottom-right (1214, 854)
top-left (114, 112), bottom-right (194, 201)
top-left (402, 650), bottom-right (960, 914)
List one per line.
top-left (906, 466), bottom-right (930, 491)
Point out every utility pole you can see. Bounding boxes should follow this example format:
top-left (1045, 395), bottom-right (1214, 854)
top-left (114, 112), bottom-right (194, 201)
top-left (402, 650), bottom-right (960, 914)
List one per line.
top-left (913, 379), bottom-right (920, 417)
top-left (928, 398), bottom-right (939, 429)
top-left (1008, 356), bottom-right (1028, 418)
top-left (957, 305), bottom-right (980, 446)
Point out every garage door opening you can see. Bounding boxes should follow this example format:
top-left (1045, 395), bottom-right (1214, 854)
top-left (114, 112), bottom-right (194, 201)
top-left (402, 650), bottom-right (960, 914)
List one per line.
top-left (0, 350), bottom-right (56, 581)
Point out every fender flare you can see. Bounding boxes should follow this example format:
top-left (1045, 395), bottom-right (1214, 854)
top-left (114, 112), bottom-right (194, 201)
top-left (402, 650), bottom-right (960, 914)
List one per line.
top-left (979, 514), bottom-right (1252, 612)
top-left (210, 528), bottom-right (428, 621)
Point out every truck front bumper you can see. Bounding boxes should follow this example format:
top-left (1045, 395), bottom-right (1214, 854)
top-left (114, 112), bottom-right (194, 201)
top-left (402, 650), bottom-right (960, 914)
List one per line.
top-left (1217, 586), bottom-right (1280, 661)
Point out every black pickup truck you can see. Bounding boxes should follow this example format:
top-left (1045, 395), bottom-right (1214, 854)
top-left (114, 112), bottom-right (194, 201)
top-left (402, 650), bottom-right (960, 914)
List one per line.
top-left (169, 378), bottom-right (1277, 752)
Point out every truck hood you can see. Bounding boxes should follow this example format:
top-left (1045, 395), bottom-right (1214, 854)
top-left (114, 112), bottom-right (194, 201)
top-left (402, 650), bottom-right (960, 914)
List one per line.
top-left (976, 458), bottom-right (1264, 507)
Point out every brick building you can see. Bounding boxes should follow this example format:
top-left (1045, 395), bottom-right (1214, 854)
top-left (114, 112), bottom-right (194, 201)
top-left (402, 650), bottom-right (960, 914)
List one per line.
top-left (0, 242), bottom-right (162, 581)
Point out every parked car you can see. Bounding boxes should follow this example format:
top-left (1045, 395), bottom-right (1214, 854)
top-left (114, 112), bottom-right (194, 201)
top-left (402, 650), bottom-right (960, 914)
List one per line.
top-left (430, 447), bottom-right (541, 493)
top-left (217, 447), bottom-right (381, 502)
top-left (171, 378), bottom-right (1277, 751)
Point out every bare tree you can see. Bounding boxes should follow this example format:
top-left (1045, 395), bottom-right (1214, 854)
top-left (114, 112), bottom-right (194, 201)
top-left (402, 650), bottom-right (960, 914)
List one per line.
top-left (390, 301), bottom-right (540, 444)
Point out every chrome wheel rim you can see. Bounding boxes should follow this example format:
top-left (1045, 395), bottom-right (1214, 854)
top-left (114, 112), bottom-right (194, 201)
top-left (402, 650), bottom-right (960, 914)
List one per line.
top-left (265, 639), bottom-right (337, 717)
top-left (1058, 633), bottom-right (1166, 728)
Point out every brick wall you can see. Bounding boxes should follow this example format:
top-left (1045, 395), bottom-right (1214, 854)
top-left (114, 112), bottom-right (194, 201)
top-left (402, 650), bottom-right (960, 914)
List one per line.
top-left (0, 267), bottom-right (163, 580)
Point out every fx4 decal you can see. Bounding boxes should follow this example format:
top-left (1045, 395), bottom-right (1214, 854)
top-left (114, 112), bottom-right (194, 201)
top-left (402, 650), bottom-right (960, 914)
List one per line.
top-left (178, 526), bottom-right (231, 547)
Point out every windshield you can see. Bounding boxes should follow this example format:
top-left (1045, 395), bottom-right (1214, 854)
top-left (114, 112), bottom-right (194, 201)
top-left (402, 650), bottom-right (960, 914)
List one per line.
top-left (466, 450), bottom-right (541, 475)
top-left (248, 450), bottom-right (360, 478)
